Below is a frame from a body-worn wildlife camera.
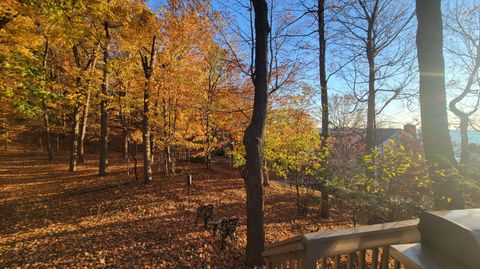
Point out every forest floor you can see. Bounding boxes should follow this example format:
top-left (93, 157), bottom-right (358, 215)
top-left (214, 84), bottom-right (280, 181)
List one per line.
top-left (0, 149), bottom-right (353, 268)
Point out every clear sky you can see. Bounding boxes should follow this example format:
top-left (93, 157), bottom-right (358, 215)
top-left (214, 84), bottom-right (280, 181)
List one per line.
top-left (146, 0), bottom-right (479, 130)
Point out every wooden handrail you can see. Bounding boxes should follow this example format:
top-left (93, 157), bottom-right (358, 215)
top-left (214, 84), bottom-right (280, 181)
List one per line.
top-left (263, 219), bottom-right (420, 269)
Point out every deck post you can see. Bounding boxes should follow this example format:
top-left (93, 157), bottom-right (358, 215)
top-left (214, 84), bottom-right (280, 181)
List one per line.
top-left (381, 246), bottom-right (390, 269)
top-left (302, 248), bottom-right (317, 269)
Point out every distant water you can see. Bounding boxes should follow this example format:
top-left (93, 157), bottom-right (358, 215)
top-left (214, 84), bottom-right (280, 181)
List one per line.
top-left (449, 130), bottom-right (480, 145)
top-left (449, 130), bottom-right (480, 160)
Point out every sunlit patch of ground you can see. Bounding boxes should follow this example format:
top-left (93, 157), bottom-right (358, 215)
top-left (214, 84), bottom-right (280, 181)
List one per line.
top-left (0, 150), bottom-right (352, 268)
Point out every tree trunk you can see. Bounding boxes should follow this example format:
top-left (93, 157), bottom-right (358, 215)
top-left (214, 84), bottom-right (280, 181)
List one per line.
top-left (205, 111), bottom-right (211, 170)
top-left (140, 36), bottom-right (156, 183)
top-left (263, 158), bottom-right (270, 187)
top-left (62, 113), bottom-right (67, 143)
top-left (416, 0), bottom-right (455, 163)
top-left (243, 0), bottom-right (269, 265)
top-left (123, 132), bottom-right (128, 158)
top-left (164, 145), bottom-right (170, 175)
top-left (448, 38), bottom-right (480, 164)
top-left (77, 44), bottom-right (98, 164)
top-left (3, 122), bottom-right (7, 151)
top-left (118, 93), bottom-right (138, 181)
top-left (205, 144), bottom-right (210, 170)
top-left (459, 116), bottom-right (469, 164)
top-left (318, 0), bottom-right (328, 149)
top-left (69, 104), bottom-right (80, 172)
top-left (78, 85), bottom-right (91, 163)
top-left (417, 0), bottom-right (461, 210)
top-left (41, 38), bottom-right (53, 161)
top-left (99, 22), bottom-right (111, 176)
top-left (318, 0), bottom-right (330, 219)
top-left (133, 143), bottom-right (139, 180)
top-left (161, 97), bottom-right (172, 175)
top-left (150, 135), bottom-right (155, 164)
top-left (365, 21), bottom-right (376, 154)
top-left (42, 100), bottom-right (53, 161)
top-left (142, 79), bottom-right (153, 183)
top-left (171, 146), bottom-right (176, 174)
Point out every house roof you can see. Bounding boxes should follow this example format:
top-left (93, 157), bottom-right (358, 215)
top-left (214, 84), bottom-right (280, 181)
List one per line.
top-left (374, 128), bottom-right (401, 146)
top-left (319, 127), bottom-right (403, 146)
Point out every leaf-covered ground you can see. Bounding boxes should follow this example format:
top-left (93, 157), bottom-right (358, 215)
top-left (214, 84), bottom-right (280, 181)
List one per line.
top-left (0, 150), bottom-right (352, 268)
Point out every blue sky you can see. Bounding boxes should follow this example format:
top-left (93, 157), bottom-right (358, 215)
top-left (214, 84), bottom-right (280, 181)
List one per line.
top-left (145, 0), bottom-right (479, 130)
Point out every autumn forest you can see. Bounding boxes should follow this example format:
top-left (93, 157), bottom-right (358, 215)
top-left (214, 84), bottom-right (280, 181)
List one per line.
top-left (1, 0), bottom-right (480, 268)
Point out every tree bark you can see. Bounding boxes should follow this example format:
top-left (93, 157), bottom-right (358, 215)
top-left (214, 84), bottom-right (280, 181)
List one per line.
top-left (140, 36), bottom-right (156, 183)
top-left (118, 93), bottom-right (138, 180)
top-left (459, 116), bottom-right (469, 164)
top-left (162, 97), bottom-right (174, 174)
top-left (263, 158), bottom-right (270, 187)
top-left (123, 132), bottom-right (128, 158)
top-left (142, 78), bottom-right (153, 183)
top-left (417, 0), bottom-right (462, 210)
top-left (318, 0), bottom-right (330, 219)
top-left (41, 38), bottom-right (53, 161)
top-left (205, 113), bottom-right (211, 170)
top-left (448, 39), bottom-right (480, 165)
top-left (150, 135), bottom-right (155, 164)
top-left (77, 44), bottom-right (98, 164)
top-left (99, 21), bottom-right (110, 176)
top-left (164, 145), bottom-right (170, 174)
top-left (78, 79), bottom-right (92, 163)
top-left (3, 122), bottom-right (7, 151)
top-left (42, 100), bottom-right (53, 161)
top-left (69, 104), bottom-right (80, 172)
top-left (365, 16), bottom-right (376, 154)
top-left (416, 0), bottom-right (455, 163)
top-left (243, 0), bottom-right (269, 265)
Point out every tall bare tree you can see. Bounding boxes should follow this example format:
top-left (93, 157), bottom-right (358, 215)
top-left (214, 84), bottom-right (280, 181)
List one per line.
top-left (243, 0), bottom-right (269, 265)
top-left (316, 0), bottom-right (330, 218)
top-left (69, 43), bottom-right (97, 172)
top-left (335, 0), bottom-right (415, 154)
top-left (77, 44), bottom-right (98, 164)
top-left (416, 0), bottom-right (455, 163)
top-left (140, 36), bottom-right (156, 184)
top-left (98, 21), bottom-right (110, 176)
top-left (445, 1), bottom-right (480, 164)
top-left (41, 37), bottom-right (54, 161)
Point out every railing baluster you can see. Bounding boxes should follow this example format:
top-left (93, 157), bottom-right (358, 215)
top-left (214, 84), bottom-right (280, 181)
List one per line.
top-left (381, 246), bottom-right (390, 269)
top-left (322, 257), bottom-right (328, 269)
top-left (394, 260), bottom-right (400, 269)
top-left (335, 255), bottom-right (341, 269)
top-left (373, 248), bottom-right (379, 269)
top-left (347, 252), bottom-right (355, 269)
top-left (266, 258), bottom-right (271, 269)
top-left (359, 250), bottom-right (366, 269)
top-left (263, 219), bottom-right (420, 269)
